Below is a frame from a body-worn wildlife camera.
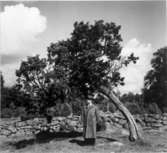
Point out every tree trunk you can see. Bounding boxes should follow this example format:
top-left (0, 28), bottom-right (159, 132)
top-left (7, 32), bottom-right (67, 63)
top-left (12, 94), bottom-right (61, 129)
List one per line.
top-left (99, 86), bottom-right (142, 141)
top-left (106, 102), bottom-right (110, 113)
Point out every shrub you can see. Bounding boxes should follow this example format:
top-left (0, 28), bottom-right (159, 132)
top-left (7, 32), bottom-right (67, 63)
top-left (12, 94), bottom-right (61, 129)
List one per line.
top-left (71, 98), bottom-right (83, 115)
top-left (162, 107), bottom-right (167, 113)
top-left (14, 107), bottom-right (26, 117)
top-left (1, 108), bottom-right (13, 118)
top-left (96, 116), bottom-right (106, 131)
top-left (147, 103), bottom-right (162, 114)
top-left (47, 103), bottom-right (72, 117)
top-left (125, 102), bottom-right (143, 114)
top-left (59, 103), bottom-right (72, 117)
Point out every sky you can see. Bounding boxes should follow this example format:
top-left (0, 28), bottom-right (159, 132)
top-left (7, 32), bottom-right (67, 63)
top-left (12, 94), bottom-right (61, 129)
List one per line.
top-left (0, 1), bottom-right (166, 94)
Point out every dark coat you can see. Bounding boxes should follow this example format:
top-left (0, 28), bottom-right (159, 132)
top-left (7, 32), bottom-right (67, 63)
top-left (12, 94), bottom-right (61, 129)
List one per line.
top-left (82, 104), bottom-right (100, 139)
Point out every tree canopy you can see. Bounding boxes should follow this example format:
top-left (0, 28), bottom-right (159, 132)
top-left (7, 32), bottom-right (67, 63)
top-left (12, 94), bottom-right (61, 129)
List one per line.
top-left (143, 47), bottom-right (167, 111)
top-left (47, 20), bottom-right (138, 98)
top-left (15, 20), bottom-right (142, 141)
top-left (16, 20), bottom-right (138, 114)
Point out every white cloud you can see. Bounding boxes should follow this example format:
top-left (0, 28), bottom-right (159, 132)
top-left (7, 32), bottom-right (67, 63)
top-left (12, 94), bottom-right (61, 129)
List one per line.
top-left (0, 3), bottom-right (47, 55)
top-left (0, 4), bottom-right (47, 86)
top-left (119, 38), bottom-right (153, 94)
top-left (1, 63), bottom-right (19, 86)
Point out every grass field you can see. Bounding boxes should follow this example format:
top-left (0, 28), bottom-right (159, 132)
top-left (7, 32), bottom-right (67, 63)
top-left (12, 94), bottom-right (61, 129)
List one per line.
top-left (0, 126), bottom-right (167, 153)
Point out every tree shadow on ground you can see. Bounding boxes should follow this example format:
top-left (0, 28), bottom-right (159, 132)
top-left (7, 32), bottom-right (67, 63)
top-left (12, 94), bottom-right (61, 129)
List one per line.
top-left (69, 136), bottom-right (117, 146)
top-left (97, 136), bottom-right (117, 142)
top-left (10, 130), bottom-right (83, 149)
top-left (69, 139), bottom-right (87, 146)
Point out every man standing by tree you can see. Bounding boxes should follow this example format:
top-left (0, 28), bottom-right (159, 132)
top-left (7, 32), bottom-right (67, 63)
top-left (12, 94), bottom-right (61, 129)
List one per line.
top-left (82, 97), bottom-right (100, 145)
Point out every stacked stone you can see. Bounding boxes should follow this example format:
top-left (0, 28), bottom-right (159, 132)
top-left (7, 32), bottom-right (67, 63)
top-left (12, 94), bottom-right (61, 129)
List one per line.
top-left (1, 113), bottom-right (167, 137)
top-left (101, 113), bottom-right (167, 130)
top-left (143, 114), bottom-right (161, 129)
top-left (139, 113), bottom-right (167, 129)
top-left (102, 112), bottom-right (128, 129)
top-left (162, 113), bottom-right (167, 125)
top-left (0, 116), bottom-right (82, 137)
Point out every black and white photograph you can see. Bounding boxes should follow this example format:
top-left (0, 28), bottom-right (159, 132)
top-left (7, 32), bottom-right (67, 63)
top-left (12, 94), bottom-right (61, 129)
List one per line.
top-left (0, 1), bottom-right (166, 153)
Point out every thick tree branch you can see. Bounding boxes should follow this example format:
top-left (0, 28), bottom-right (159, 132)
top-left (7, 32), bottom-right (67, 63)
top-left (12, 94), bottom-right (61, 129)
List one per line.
top-left (99, 86), bottom-right (142, 141)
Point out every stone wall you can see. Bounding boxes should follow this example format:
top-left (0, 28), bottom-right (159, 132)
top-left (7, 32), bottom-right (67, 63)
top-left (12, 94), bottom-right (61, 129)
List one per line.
top-left (1, 112), bottom-right (167, 137)
top-left (138, 113), bottom-right (167, 129)
top-left (103, 112), bottom-right (167, 130)
top-left (0, 116), bottom-right (82, 137)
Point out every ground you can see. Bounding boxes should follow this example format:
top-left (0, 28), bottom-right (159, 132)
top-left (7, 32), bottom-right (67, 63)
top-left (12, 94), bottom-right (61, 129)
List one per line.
top-left (0, 126), bottom-right (167, 153)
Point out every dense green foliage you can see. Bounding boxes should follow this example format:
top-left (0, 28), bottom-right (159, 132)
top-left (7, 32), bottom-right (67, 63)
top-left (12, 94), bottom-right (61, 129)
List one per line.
top-left (16, 20), bottom-right (138, 116)
top-left (121, 92), bottom-right (143, 104)
top-left (47, 20), bottom-right (138, 98)
top-left (1, 73), bottom-right (31, 117)
top-left (2, 23), bottom-right (166, 117)
top-left (143, 47), bottom-right (167, 112)
top-left (120, 92), bottom-right (145, 114)
top-left (3, 20), bottom-right (138, 117)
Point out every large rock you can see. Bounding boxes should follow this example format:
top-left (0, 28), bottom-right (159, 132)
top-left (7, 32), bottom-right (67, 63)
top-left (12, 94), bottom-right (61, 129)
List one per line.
top-left (113, 111), bottom-right (125, 119)
top-left (162, 116), bottom-right (167, 121)
top-left (135, 116), bottom-right (145, 126)
top-left (118, 119), bottom-right (127, 125)
top-left (145, 117), bottom-right (159, 123)
top-left (152, 114), bottom-right (161, 120)
top-left (163, 113), bottom-right (167, 117)
top-left (159, 125), bottom-right (167, 131)
top-left (151, 123), bottom-right (163, 128)
top-left (162, 121), bottom-right (167, 125)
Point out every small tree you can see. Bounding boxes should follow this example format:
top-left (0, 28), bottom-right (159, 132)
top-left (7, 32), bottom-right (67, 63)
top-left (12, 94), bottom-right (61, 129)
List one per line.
top-left (16, 55), bottom-right (70, 116)
top-left (1, 72), bottom-right (32, 117)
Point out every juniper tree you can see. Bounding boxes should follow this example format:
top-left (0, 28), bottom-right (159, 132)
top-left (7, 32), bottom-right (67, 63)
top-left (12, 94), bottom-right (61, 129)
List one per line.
top-left (16, 20), bottom-right (141, 141)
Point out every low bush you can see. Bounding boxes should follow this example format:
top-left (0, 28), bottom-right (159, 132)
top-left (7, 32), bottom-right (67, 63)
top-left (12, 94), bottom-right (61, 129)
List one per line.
top-left (125, 102), bottom-right (144, 114)
top-left (1, 108), bottom-right (13, 118)
top-left (2, 107), bottom-right (27, 118)
top-left (96, 116), bottom-right (106, 131)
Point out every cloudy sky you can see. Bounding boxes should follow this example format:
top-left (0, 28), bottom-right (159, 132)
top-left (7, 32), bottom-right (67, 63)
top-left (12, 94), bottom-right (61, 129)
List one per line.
top-left (0, 1), bottom-right (166, 94)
